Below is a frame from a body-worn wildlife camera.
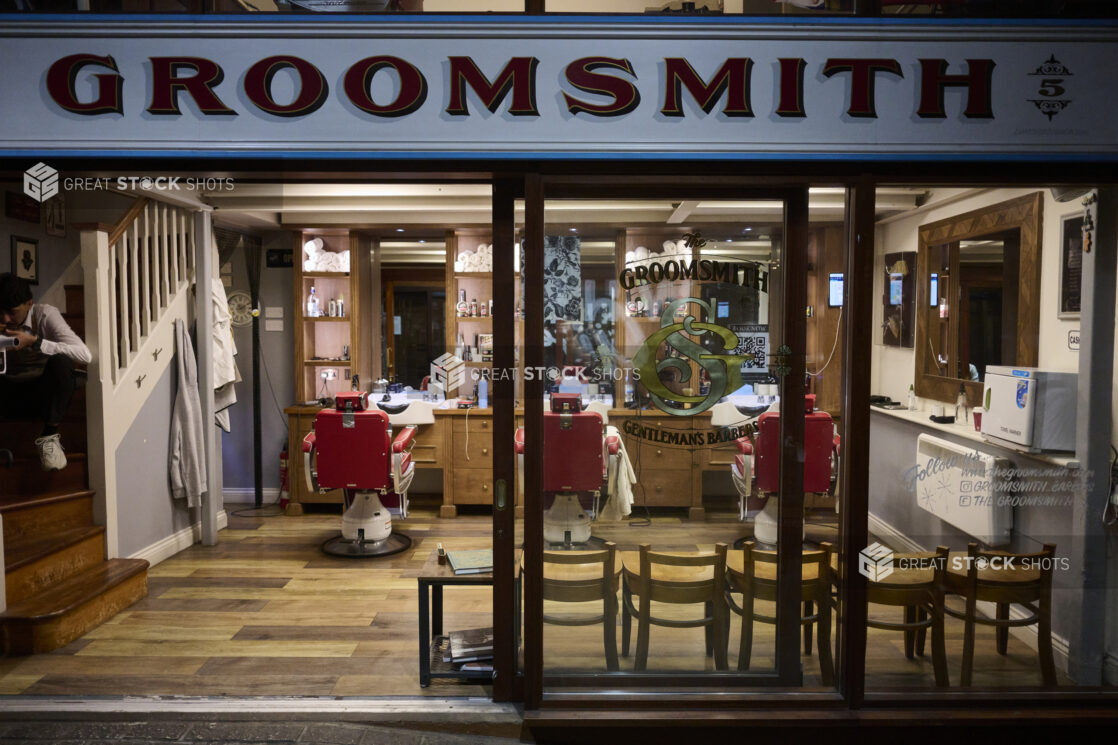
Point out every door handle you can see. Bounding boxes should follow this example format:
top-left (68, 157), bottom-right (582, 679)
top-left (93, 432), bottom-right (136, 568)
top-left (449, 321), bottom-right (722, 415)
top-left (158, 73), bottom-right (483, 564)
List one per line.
top-left (495, 479), bottom-right (508, 511)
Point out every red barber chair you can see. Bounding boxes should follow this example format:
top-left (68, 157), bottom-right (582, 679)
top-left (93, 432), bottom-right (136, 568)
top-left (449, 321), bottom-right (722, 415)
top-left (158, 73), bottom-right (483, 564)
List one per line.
top-left (516, 393), bottom-right (619, 548)
top-left (303, 392), bottom-right (416, 557)
top-left (731, 394), bottom-right (840, 546)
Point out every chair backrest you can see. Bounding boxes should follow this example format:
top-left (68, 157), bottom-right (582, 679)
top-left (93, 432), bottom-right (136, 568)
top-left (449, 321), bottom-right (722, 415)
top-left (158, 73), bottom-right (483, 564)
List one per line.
top-left (543, 408), bottom-right (606, 493)
top-left (543, 542), bottom-right (618, 605)
top-left (733, 541), bottom-right (833, 595)
top-left (313, 396), bottom-right (391, 491)
top-left (627, 543), bottom-right (727, 605)
top-left (755, 407), bottom-right (835, 494)
top-left (963, 542), bottom-right (1055, 598)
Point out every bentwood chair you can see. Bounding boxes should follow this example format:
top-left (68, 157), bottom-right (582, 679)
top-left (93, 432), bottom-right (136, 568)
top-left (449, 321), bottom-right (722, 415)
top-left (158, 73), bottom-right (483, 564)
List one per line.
top-left (865, 545), bottom-right (951, 687)
top-left (943, 542), bottom-right (1058, 686)
top-left (621, 543), bottom-right (729, 672)
top-left (543, 541), bottom-right (621, 671)
top-left (725, 542), bottom-right (835, 684)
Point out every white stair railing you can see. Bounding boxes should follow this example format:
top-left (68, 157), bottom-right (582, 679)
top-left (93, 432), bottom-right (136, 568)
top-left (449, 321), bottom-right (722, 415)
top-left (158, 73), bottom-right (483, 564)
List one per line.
top-left (79, 198), bottom-right (201, 558)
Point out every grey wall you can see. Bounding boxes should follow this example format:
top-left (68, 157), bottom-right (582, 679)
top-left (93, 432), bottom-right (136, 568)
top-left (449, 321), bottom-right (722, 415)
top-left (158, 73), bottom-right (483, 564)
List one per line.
top-left (1, 184), bottom-right (132, 309)
top-left (219, 231), bottom-right (295, 497)
top-left (114, 358), bottom-right (193, 558)
top-left (869, 411), bottom-right (1081, 659)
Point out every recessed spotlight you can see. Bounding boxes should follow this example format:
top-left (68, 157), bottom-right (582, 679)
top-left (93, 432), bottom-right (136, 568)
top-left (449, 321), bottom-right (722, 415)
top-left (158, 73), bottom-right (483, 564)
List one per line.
top-left (569, 227), bottom-right (577, 232)
top-left (743, 227), bottom-right (752, 232)
top-left (418, 239), bottom-right (426, 244)
top-left (725, 239), bottom-right (733, 243)
top-left (396, 228), bottom-right (405, 232)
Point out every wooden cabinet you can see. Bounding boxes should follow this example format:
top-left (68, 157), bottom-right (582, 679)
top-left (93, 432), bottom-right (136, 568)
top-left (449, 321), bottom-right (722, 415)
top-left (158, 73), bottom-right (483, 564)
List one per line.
top-left (443, 229), bottom-right (522, 402)
top-left (292, 230), bottom-right (376, 403)
top-left (611, 414), bottom-right (702, 516)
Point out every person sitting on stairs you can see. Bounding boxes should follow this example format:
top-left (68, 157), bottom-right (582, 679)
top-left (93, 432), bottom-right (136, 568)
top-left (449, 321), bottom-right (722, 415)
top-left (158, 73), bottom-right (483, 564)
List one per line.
top-left (0, 272), bottom-right (90, 471)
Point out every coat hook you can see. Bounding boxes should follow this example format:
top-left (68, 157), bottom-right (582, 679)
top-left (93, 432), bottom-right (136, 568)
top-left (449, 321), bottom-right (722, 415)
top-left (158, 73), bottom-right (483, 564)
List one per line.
top-left (136, 374), bottom-right (146, 388)
top-left (152, 347), bottom-right (162, 362)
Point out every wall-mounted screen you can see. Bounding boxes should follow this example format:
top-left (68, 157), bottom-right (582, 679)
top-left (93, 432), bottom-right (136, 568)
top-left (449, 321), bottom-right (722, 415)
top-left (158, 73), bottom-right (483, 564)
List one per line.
top-left (930, 273), bottom-right (939, 306)
top-left (889, 275), bottom-right (904, 306)
top-left (828, 273), bottom-right (843, 307)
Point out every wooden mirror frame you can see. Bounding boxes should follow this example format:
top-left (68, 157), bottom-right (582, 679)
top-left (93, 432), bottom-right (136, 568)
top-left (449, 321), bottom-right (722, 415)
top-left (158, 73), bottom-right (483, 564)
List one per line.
top-left (914, 192), bottom-right (1043, 405)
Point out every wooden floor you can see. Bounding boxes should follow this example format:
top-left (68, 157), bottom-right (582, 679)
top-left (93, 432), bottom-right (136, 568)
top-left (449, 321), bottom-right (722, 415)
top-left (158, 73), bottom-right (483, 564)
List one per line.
top-left (0, 499), bottom-right (1061, 696)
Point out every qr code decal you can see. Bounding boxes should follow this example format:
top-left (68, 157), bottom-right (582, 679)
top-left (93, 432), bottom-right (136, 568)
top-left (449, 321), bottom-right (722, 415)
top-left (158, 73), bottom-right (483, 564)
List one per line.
top-left (737, 333), bottom-right (767, 369)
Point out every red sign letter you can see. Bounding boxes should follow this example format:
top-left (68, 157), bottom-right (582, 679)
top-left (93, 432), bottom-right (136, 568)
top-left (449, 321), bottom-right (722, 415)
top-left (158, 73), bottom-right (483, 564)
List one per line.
top-left (148, 57), bottom-right (236, 115)
top-left (917, 59), bottom-right (996, 119)
top-left (776, 58), bottom-right (807, 118)
top-left (244, 56), bottom-right (329, 117)
top-left (46, 54), bottom-right (124, 115)
top-left (662, 58), bottom-right (753, 117)
top-left (446, 57), bottom-right (539, 116)
top-left (563, 57), bottom-right (640, 117)
top-left (344, 56), bottom-right (427, 117)
top-left (822, 58), bottom-right (903, 118)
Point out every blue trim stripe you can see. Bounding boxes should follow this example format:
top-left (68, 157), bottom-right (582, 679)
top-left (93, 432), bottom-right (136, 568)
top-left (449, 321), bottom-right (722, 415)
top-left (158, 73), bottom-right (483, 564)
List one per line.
top-left (1, 12), bottom-right (1116, 27)
top-left (1, 149), bottom-right (1116, 162)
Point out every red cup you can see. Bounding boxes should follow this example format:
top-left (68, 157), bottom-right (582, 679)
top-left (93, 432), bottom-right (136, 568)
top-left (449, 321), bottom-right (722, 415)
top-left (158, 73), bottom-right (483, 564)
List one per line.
top-left (973, 411), bottom-right (983, 432)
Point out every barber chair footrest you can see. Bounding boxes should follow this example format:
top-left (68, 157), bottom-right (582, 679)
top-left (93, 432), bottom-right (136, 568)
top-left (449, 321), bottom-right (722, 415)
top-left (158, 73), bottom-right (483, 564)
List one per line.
top-left (321, 531), bottom-right (412, 558)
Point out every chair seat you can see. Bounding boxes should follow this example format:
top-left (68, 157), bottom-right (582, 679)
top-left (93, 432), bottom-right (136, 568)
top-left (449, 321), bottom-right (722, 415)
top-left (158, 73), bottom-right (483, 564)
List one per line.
top-left (544, 553), bottom-right (622, 582)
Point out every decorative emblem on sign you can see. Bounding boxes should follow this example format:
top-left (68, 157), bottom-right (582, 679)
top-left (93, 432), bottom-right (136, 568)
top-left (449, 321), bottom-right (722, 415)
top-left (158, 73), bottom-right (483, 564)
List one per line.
top-left (770, 344), bottom-right (794, 378)
top-left (1028, 54), bottom-right (1072, 121)
top-left (632, 298), bottom-right (753, 417)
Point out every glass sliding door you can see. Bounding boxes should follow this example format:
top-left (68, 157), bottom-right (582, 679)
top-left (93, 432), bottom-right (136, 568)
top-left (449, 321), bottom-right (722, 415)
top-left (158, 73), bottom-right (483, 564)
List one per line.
top-left (519, 182), bottom-right (824, 695)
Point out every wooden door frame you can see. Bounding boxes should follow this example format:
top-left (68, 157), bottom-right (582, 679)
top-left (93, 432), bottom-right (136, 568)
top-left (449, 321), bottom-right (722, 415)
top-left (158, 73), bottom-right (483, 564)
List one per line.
top-left (382, 278), bottom-right (443, 383)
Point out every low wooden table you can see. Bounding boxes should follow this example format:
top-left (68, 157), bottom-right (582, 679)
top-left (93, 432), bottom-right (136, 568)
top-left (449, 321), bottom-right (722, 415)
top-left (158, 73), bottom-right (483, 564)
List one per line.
top-left (417, 549), bottom-right (521, 687)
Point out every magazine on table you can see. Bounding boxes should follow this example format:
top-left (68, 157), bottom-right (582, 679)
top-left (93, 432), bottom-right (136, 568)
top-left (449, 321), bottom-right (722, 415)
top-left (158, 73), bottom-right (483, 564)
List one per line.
top-left (449, 627), bottom-right (494, 663)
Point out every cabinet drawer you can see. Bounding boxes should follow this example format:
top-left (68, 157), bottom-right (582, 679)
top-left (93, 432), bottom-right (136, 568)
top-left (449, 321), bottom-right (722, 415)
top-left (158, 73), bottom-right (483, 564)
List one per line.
top-left (703, 442), bottom-right (739, 468)
top-left (407, 422), bottom-right (444, 466)
top-left (631, 469), bottom-right (692, 506)
top-left (453, 468), bottom-right (495, 505)
top-left (629, 442), bottom-right (693, 469)
top-left (451, 431), bottom-right (493, 468)
top-left (452, 416), bottom-right (496, 434)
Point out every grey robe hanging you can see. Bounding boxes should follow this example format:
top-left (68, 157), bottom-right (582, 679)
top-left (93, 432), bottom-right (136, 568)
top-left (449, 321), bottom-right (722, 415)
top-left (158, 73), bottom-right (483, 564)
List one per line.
top-left (170, 318), bottom-right (207, 508)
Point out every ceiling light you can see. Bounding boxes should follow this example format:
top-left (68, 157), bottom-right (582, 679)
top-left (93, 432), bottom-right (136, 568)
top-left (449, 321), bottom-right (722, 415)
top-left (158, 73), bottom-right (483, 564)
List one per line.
top-left (569, 227), bottom-right (577, 232)
top-left (396, 228), bottom-right (405, 232)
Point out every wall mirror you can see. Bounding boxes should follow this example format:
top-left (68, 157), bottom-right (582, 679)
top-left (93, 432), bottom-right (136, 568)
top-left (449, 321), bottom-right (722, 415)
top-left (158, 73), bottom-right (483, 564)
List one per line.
top-left (914, 192), bottom-right (1043, 404)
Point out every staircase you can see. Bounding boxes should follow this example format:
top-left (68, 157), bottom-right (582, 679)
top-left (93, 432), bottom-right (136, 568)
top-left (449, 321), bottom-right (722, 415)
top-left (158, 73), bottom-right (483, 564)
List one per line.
top-left (0, 285), bottom-right (148, 656)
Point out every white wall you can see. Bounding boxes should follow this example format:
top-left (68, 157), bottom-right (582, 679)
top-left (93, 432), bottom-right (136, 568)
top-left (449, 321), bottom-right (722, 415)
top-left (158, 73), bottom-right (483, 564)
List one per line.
top-left (871, 187), bottom-right (1085, 407)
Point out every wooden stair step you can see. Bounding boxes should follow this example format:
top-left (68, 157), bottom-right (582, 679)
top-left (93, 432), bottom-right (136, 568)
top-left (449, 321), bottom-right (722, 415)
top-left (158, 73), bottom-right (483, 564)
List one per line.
top-left (5, 526), bottom-right (106, 607)
top-left (0, 454), bottom-right (88, 499)
top-left (1, 558), bottom-right (149, 656)
top-left (0, 489), bottom-right (95, 546)
top-left (0, 422), bottom-right (87, 461)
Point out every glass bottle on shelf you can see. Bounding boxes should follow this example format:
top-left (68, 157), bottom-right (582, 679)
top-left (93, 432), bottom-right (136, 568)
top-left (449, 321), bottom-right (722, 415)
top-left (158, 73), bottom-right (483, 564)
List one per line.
top-left (955, 383), bottom-right (969, 424)
top-left (306, 286), bottom-right (320, 317)
top-left (469, 298), bottom-right (479, 317)
top-left (336, 293), bottom-right (345, 318)
top-left (479, 299), bottom-right (489, 318)
top-left (456, 289), bottom-right (469, 318)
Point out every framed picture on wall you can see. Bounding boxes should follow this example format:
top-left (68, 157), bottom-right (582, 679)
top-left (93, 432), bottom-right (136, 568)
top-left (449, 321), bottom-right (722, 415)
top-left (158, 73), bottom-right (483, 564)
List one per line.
top-left (43, 194), bottom-right (66, 238)
top-left (1058, 213), bottom-right (1084, 320)
top-left (11, 235), bottom-right (38, 284)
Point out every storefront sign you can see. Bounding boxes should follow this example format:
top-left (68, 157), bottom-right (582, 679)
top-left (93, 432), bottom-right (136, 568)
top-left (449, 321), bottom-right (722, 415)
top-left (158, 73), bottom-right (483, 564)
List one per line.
top-left (0, 18), bottom-right (1115, 158)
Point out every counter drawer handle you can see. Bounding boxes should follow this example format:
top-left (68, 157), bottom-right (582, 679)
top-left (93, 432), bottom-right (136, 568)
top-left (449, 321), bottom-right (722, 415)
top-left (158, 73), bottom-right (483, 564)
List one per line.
top-left (482, 448), bottom-right (489, 456)
top-left (482, 483), bottom-right (489, 491)
top-left (481, 421), bottom-right (489, 429)
top-left (655, 485), bottom-right (663, 492)
top-left (656, 449), bottom-right (663, 456)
